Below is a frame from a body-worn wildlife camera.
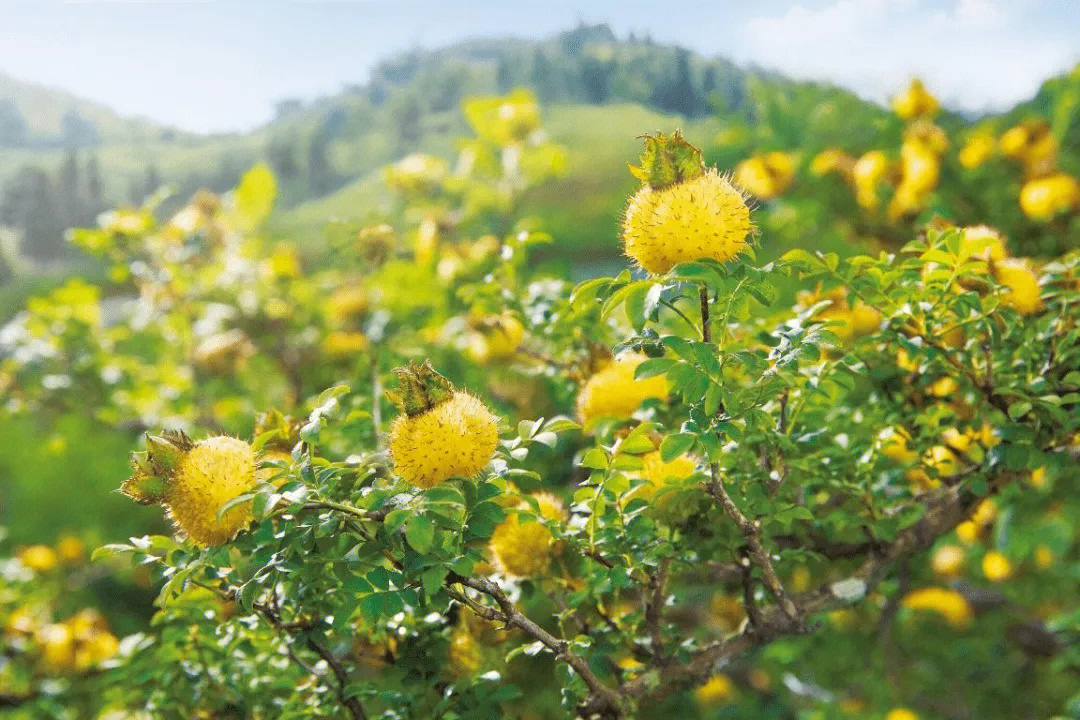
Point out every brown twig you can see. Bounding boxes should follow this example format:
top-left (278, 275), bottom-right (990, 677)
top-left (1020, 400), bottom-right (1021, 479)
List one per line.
top-left (705, 462), bottom-right (801, 627)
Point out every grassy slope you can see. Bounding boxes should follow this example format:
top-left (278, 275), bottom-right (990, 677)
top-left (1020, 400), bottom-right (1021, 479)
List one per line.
top-left (271, 103), bottom-right (723, 260)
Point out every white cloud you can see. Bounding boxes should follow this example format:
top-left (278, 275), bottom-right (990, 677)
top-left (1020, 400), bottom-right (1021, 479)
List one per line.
top-left (738, 0), bottom-right (1076, 113)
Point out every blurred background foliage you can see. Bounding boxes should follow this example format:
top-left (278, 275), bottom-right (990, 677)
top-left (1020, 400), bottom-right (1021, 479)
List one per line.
top-left (0, 21), bottom-right (1079, 720)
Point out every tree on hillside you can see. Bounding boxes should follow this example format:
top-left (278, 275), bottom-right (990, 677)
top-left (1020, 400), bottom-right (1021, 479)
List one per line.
top-left (60, 109), bottom-right (98, 148)
top-left (530, 49), bottom-right (559, 102)
top-left (652, 48), bottom-right (699, 116)
top-left (0, 165), bottom-right (64, 261)
top-left (0, 99), bottom-right (28, 147)
top-left (266, 135), bottom-right (301, 181)
top-left (580, 55), bottom-right (612, 103)
top-left (56, 149), bottom-right (86, 230)
top-left (307, 133), bottom-right (338, 196)
top-left (85, 153), bottom-right (105, 218)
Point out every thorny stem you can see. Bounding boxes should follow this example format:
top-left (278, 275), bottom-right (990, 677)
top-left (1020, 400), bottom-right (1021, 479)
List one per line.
top-left (698, 280), bottom-right (799, 627)
top-left (447, 573), bottom-right (625, 716)
top-left (706, 463), bottom-right (802, 626)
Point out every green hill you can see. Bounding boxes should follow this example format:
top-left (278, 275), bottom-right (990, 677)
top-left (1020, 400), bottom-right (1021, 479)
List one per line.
top-left (2, 23), bottom-right (1079, 272)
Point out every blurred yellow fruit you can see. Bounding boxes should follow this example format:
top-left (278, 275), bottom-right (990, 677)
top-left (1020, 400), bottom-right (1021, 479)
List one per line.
top-left (958, 132), bottom-right (996, 169)
top-left (902, 587), bottom-right (972, 628)
top-left (886, 709), bottom-right (921, 720)
top-left (1035, 544), bottom-right (1054, 569)
top-left (694, 673), bottom-right (734, 707)
top-left (37, 623), bottom-right (76, 669)
top-left (489, 492), bottom-right (565, 577)
top-left (931, 544), bottom-right (966, 578)
top-left (17, 545), bottom-right (59, 573)
top-left (466, 313), bottom-right (525, 363)
top-left (1019, 173), bottom-right (1079, 221)
top-left (982, 551), bottom-right (1012, 581)
top-left (810, 148), bottom-right (853, 178)
top-left (577, 353), bottom-right (668, 424)
top-left (956, 520), bottom-right (981, 544)
top-left (878, 426), bottom-right (917, 464)
top-left (924, 445), bottom-right (960, 478)
top-left (893, 78), bottom-right (938, 119)
top-left (993, 259), bottom-right (1042, 315)
top-left (384, 153), bottom-right (447, 194)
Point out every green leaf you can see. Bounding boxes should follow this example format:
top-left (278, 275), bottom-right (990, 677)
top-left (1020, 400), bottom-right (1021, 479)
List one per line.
top-left (659, 433), bottom-right (696, 461)
top-left (405, 515), bottom-right (434, 554)
top-left (619, 433), bottom-right (655, 455)
top-left (580, 448), bottom-right (609, 470)
top-left (420, 565), bottom-right (448, 596)
top-left (1008, 401), bottom-right (1032, 419)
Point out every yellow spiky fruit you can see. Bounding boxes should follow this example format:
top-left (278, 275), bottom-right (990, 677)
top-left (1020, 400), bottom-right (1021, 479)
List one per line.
top-left (576, 353), bottom-right (668, 424)
top-left (489, 492), bottom-right (565, 578)
top-left (389, 392), bottom-right (499, 488)
top-left (623, 168), bottom-right (752, 274)
top-left (164, 436), bottom-right (257, 547)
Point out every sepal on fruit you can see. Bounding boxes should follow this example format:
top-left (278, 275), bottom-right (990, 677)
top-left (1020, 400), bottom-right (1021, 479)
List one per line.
top-left (386, 360), bottom-right (455, 416)
top-left (629, 130), bottom-right (704, 189)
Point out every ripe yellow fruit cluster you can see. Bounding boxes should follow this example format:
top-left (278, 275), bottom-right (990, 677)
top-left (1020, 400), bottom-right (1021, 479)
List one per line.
top-left (122, 433), bottom-right (258, 547)
top-left (489, 491), bottom-right (566, 577)
top-left (576, 352), bottom-right (668, 424)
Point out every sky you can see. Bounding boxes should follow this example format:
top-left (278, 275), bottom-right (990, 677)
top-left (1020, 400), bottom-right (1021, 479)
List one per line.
top-left (0, 0), bottom-right (1078, 134)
